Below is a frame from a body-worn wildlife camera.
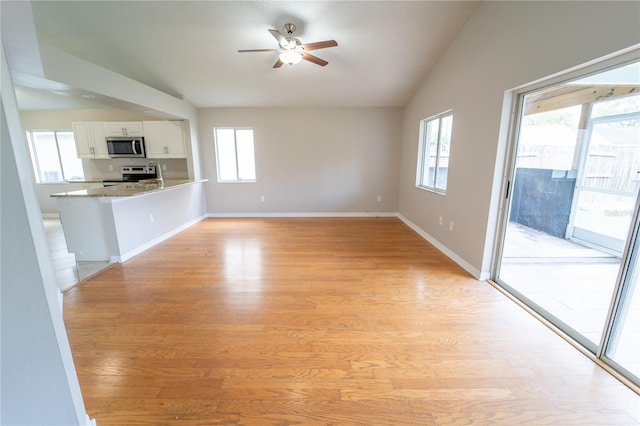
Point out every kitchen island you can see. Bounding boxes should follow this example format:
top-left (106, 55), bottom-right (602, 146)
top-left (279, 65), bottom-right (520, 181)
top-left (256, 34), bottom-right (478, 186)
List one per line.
top-left (52, 179), bottom-right (207, 262)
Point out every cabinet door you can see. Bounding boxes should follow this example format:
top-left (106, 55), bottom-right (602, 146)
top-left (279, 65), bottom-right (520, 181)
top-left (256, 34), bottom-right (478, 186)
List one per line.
top-left (106, 122), bottom-right (126, 136)
top-left (142, 121), bottom-right (165, 158)
top-left (142, 121), bottom-right (186, 158)
top-left (163, 121), bottom-right (186, 158)
top-left (90, 122), bottom-right (110, 158)
top-left (105, 121), bottom-right (143, 137)
top-left (72, 122), bottom-right (94, 158)
top-left (123, 121), bottom-right (143, 136)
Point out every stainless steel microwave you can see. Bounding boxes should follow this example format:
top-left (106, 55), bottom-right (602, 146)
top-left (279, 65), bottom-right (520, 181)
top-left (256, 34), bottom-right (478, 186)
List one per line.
top-left (106, 137), bottom-right (146, 158)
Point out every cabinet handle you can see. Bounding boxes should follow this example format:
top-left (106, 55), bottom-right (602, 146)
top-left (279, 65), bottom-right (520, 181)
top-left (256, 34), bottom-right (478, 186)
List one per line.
top-left (164, 146), bottom-right (169, 154)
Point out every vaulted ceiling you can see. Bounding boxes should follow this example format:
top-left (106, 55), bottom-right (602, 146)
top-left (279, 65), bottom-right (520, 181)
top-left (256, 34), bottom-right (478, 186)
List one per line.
top-left (9, 1), bottom-right (480, 110)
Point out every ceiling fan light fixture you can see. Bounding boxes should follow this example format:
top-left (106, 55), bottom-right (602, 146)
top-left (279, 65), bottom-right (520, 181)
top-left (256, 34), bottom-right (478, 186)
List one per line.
top-left (279, 50), bottom-right (302, 65)
top-left (238, 23), bottom-right (337, 68)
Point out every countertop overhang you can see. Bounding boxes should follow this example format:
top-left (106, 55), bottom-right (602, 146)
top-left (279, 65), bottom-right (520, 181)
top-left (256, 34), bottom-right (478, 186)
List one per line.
top-left (51, 179), bottom-right (207, 198)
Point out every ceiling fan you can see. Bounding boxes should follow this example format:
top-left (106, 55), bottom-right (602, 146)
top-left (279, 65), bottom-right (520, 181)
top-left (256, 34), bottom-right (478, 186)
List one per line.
top-left (238, 23), bottom-right (338, 68)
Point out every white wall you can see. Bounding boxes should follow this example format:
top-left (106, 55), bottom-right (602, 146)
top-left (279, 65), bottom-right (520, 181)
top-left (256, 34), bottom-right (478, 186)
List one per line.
top-left (199, 107), bottom-right (402, 215)
top-left (110, 183), bottom-right (207, 261)
top-left (398, 1), bottom-right (640, 279)
top-left (1, 46), bottom-right (89, 426)
top-left (20, 108), bottom-right (150, 129)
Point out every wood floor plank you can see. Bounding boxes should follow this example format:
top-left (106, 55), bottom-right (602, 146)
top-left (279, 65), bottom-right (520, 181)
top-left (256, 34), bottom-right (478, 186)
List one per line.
top-left (63, 218), bottom-right (639, 424)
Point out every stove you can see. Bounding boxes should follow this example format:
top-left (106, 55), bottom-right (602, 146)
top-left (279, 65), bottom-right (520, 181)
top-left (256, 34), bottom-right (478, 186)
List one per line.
top-left (103, 165), bottom-right (158, 187)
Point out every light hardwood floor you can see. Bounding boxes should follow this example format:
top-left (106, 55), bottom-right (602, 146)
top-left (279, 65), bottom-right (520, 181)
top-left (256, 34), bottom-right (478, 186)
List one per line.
top-left (63, 218), bottom-right (640, 425)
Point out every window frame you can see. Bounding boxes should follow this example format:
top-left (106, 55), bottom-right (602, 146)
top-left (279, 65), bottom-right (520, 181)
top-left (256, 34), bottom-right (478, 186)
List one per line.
top-left (213, 127), bottom-right (257, 183)
top-left (26, 130), bottom-right (84, 183)
top-left (416, 110), bottom-right (454, 195)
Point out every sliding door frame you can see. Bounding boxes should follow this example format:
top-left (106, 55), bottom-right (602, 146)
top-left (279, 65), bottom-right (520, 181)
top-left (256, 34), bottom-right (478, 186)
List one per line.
top-left (599, 192), bottom-right (640, 371)
top-left (491, 47), bottom-right (640, 389)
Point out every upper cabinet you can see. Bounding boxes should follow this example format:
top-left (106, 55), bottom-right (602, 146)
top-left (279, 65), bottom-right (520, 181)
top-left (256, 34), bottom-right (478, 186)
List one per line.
top-left (143, 121), bottom-right (187, 158)
top-left (73, 120), bottom-right (187, 159)
top-left (72, 122), bottom-right (110, 159)
top-left (105, 121), bottom-right (143, 137)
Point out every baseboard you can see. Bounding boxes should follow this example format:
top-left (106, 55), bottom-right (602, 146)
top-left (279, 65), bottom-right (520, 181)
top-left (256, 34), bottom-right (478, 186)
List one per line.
top-left (397, 214), bottom-right (483, 280)
top-left (115, 214), bottom-right (207, 263)
top-left (42, 213), bottom-right (60, 219)
top-left (206, 212), bottom-right (398, 218)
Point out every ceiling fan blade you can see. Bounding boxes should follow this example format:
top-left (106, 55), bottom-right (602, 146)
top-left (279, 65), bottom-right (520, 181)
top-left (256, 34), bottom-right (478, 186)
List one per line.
top-left (238, 49), bottom-right (278, 53)
top-left (301, 40), bottom-right (338, 51)
top-left (268, 28), bottom-right (287, 46)
top-left (302, 52), bottom-right (328, 67)
top-left (273, 59), bottom-right (284, 68)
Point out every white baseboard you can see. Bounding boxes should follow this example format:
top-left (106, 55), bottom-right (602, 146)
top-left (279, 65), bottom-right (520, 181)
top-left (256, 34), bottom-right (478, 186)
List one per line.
top-left (42, 213), bottom-right (60, 219)
top-left (397, 214), bottom-right (483, 280)
top-left (84, 414), bottom-right (96, 426)
top-left (115, 214), bottom-right (207, 263)
top-left (206, 212), bottom-right (398, 218)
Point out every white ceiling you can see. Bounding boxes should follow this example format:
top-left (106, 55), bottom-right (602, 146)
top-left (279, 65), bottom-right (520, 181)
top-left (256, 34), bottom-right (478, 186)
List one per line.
top-left (17, 1), bottom-right (479, 110)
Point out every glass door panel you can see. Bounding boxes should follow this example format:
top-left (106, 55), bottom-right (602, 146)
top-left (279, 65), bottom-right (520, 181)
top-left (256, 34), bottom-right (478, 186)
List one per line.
top-left (606, 261), bottom-right (640, 379)
top-left (572, 191), bottom-right (636, 253)
top-left (569, 113), bottom-right (640, 255)
top-left (497, 61), bottom-right (640, 357)
top-left (604, 211), bottom-right (640, 382)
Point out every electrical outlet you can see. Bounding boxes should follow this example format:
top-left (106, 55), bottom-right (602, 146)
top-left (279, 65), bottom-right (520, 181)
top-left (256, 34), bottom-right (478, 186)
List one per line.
top-left (439, 216), bottom-right (443, 225)
top-left (149, 214), bottom-right (155, 223)
top-left (108, 164), bottom-right (114, 172)
top-left (260, 195), bottom-right (265, 202)
top-left (162, 164), bottom-right (167, 171)
top-left (377, 195), bottom-right (382, 202)
top-left (449, 221), bottom-right (454, 231)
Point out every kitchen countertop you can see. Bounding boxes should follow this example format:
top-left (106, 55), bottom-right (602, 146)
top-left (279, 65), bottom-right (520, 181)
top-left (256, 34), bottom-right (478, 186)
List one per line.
top-left (51, 179), bottom-right (207, 198)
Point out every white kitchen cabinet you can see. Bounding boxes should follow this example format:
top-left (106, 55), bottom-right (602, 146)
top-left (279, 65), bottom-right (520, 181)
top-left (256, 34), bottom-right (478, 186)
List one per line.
top-left (72, 122), bottom-right (109, 159)
top-left (143, 121), bottom-right (187, 158)
top-left (72, 122), bottom-right (92, 157)
top-left (90, 122), bottom-right (110, 157)
top-left (105, 121), bottom-right (143, 137)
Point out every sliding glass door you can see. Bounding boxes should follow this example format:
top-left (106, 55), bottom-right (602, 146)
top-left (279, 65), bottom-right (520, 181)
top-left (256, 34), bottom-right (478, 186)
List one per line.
top-left (603, 200), bottom-right (640, 380)
top-left (495, 57), bottom-right (640, 386)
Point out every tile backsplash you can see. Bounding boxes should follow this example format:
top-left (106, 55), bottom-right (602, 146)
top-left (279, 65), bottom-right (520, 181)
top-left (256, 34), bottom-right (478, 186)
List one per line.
top-left (82, 158), bottom-right (189, 180)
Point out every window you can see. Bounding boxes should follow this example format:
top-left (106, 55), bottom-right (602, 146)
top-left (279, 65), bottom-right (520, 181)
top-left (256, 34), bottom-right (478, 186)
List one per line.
top-left (27, 130), bottom-right (85, 183)
top-left (214, 128), bottom-right (256, 182)
top-left (416, 111), bottom-right (453, 193)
